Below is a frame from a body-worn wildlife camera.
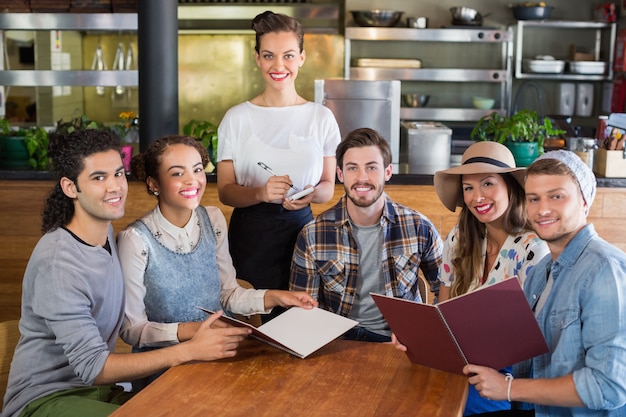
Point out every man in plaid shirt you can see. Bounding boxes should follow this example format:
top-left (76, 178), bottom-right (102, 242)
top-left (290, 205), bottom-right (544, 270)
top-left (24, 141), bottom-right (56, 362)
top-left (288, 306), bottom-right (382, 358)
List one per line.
top-left (289, 128), bottom-right (443, 342)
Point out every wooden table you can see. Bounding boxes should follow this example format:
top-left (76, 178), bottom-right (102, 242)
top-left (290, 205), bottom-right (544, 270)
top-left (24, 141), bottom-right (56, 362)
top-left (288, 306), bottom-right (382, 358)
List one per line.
top-left (110, 339), bottom-right (468, 417)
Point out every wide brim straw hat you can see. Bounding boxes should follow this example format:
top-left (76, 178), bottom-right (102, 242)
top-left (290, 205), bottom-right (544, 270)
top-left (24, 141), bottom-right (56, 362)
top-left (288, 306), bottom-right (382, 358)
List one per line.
top-left (434, 141), bottom-right (527, 212)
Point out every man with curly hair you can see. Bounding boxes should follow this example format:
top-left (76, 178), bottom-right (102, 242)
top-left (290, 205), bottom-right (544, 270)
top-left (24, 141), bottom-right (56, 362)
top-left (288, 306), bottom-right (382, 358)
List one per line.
top-left (2, 129), bottom-right (250, 417)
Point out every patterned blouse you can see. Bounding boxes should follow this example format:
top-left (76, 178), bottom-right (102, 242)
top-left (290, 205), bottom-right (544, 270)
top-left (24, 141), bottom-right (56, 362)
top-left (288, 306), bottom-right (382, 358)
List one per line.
top-left (439, 224), bottom-right (550, 293)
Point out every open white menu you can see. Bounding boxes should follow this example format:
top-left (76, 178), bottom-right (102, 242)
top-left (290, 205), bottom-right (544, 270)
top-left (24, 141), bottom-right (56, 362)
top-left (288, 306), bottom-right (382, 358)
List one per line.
top-left (199, 307), bottom-right (358, 359)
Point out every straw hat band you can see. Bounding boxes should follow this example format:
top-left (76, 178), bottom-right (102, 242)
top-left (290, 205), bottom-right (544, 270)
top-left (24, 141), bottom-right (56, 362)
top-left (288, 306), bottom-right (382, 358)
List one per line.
top-left (434, 141), bottom-right (526, 212)
top-left (463, 156), bottom-right (513, 169)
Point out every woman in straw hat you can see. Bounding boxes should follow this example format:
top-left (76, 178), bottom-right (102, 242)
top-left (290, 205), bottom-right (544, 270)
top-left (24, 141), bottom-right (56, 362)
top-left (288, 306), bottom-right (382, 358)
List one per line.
top-left (433, 141), bottom-right (549, 416)
top-left (434, 141), bottom-right (549, 302)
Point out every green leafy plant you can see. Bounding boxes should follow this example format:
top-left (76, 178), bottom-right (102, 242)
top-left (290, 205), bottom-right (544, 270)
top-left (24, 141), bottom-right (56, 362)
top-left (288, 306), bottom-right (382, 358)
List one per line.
top-left (54, 114), bottom-right (107, 134)
top-left (470, 110), bottom-right (564, 154)
top-left (183, 119), bottom-right (218, 170)
top-left (0, 118), bottom-right (50, 170)
top-left (24, 126), bottom-right (50, 170)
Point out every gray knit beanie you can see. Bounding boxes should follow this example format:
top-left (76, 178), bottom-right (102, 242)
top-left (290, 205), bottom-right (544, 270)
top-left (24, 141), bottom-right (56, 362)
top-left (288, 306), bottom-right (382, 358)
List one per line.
top-left (534, 150), bottom-right (597, 207)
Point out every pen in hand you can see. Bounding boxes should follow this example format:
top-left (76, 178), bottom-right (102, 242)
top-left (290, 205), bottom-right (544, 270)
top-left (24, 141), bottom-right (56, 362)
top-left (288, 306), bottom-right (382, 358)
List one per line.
top-left (257, 161), bottom-right (299, 191)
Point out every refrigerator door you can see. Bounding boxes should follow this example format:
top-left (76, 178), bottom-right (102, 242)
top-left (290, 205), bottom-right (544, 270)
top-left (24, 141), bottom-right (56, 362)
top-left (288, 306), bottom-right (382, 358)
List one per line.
top-left (315, 79), bottom-right (401, 171)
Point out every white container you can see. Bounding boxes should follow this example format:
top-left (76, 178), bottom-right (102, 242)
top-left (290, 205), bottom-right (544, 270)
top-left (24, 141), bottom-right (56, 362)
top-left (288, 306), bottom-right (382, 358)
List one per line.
top-left (401, 122), bottom-right (452, 174)
top-left (523, 59), bottom-right (565, 74)
top-left (576, 83), bottom-right (594, 117)
top-left (569, 61), bottom-right (607, 75)
top-left (556, 83), bottom-right (575, 116)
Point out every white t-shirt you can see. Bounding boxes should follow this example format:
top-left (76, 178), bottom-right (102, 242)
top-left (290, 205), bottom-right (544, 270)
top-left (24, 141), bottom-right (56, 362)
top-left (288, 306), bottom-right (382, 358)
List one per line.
top-left (217, 101), bottom-right (340, 199)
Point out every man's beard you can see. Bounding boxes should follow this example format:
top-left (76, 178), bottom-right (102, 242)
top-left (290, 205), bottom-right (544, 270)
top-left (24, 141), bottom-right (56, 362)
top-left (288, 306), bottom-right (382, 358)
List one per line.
top-left (345, 182), bottom-right (384, 208)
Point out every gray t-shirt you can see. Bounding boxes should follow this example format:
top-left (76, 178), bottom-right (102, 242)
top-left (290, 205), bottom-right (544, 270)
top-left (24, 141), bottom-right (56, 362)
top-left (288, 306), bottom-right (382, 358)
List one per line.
top-left (348, 222), bottom-right (390, 336)
top-left (2, 226), bottom-right (125, 417)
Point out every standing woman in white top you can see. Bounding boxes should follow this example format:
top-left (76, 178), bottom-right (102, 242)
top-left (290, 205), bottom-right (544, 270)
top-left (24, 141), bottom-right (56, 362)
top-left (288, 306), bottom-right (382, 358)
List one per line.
top-left (116, 136), bottom-right (317, 390)
top-left (217, 11), bottom-right (340, 321)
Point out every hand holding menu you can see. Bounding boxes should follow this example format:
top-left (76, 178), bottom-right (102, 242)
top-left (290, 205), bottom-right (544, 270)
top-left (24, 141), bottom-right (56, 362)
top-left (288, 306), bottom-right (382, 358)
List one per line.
top-left (199, 307), bottom-right (358, 359)
top-left (371, 278), bottom-right (549, 375)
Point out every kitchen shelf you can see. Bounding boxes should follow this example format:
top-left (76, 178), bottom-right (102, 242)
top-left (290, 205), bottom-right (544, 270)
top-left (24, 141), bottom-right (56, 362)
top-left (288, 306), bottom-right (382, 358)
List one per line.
top-left (400, 108), bottom-right (505, 122)
top-left (177, 3), bottom-right (343, 34)
top-left (344, 26), bottom-right (513, 123)
top-left (0, 13), bottom-right (137, 31)
top-left (0, 70), bottom-right (137, 87)
top-left (349, 68), bottom-right (508, 82)
top-left (513, 20), bottom-right (616, 81)
top-left (0, 13), bottom-right (138, 87)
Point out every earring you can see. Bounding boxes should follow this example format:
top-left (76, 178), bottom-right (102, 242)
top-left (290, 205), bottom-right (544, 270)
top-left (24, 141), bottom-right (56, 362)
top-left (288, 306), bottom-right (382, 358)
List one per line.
top-left (153, 190), bottom-right (159, 196)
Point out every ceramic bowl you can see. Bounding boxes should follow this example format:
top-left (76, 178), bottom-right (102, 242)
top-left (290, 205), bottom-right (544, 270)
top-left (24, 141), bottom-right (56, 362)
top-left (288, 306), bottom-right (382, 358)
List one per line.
top-left (472, 96), bottom-right (495, 110)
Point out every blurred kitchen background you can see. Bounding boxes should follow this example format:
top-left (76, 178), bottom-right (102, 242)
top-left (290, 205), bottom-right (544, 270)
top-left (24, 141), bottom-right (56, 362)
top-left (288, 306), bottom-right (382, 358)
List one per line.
top-left (1, 0), bottom-right (622, 172)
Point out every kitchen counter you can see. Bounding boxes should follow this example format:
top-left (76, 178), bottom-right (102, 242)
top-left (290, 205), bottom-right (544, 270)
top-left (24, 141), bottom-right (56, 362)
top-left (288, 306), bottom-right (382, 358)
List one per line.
top-left (1, 169), bottom-right (625, 187)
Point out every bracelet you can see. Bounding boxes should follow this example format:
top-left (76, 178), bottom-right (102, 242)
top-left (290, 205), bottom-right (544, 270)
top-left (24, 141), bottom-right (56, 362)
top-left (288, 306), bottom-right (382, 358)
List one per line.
top-left (505, 373), bottom-right (514, 402)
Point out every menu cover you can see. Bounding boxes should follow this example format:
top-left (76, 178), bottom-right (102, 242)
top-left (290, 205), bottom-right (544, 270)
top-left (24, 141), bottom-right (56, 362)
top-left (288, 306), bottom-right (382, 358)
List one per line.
top-left (371, 278), bottom-right (549, 375)
top-left (199, 307), bottom-right (358, 359)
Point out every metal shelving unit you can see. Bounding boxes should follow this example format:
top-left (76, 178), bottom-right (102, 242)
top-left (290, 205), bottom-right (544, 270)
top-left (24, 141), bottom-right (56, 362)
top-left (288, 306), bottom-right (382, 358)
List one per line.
top-left (0, 13), bottom-right (138, 87)
top-left (344, 26), bottom-right (514, 122)
top-left (514, 20), bottom-right (616, 81)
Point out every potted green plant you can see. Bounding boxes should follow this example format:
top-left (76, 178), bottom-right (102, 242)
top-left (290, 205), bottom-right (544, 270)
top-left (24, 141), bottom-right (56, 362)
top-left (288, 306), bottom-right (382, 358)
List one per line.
top-left (470, 109), bottom-right (564, 166)
top-left (53, 114), bottom-right (107, 134)
top-left (183, 119), bottom-right (218, 172)
top-left (0, 118), bottom-right (50, 170)
top-left (53, 113), bottom-right (135, 173)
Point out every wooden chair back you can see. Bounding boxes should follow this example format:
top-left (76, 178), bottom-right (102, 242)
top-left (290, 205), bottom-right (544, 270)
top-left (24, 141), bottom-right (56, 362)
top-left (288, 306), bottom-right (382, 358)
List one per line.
top-left (0, 320), bottom-right (20, 409)
top-left (418, 273), bottom-right (430, 305)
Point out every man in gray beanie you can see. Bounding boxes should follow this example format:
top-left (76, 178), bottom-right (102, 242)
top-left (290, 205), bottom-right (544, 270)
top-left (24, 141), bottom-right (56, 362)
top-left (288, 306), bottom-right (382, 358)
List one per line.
top-left (464, 150), bottom-right (626, 417)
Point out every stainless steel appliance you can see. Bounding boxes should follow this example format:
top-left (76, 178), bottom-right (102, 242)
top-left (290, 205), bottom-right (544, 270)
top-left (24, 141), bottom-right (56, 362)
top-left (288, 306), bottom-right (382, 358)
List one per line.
top-left (314, 79), bottom-right (401, 172)
top-left (401, 122), bottom-right (452, 174)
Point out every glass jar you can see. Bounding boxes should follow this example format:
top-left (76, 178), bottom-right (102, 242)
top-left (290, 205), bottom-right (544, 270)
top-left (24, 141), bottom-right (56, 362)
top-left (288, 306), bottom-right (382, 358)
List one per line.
top-left (574, 138), bottom-right (598, 170)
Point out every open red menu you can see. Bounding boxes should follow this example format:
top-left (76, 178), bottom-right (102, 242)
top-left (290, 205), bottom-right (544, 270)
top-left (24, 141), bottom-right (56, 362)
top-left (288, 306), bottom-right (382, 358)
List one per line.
top-left (371, 278), bottom-right (549, 375)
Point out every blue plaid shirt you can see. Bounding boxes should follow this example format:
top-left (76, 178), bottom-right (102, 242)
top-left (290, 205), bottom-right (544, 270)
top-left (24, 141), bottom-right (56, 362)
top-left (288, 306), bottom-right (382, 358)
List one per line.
top-left (289, 193), bottom-right (443, 317)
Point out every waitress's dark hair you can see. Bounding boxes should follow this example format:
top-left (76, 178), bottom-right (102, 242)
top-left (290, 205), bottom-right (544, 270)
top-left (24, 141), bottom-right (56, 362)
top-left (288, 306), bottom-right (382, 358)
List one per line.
top-left (252, 11), bottom-right (304, 54)
top-left (41, 129), bottom-right (121, 234)
top-left (130, 135), bottom-right (209, 196)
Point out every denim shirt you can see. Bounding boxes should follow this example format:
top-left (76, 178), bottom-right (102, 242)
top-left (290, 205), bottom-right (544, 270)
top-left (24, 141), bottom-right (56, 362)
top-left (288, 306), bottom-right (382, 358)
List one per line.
top-left (514, 224), bottom-right (626, 416)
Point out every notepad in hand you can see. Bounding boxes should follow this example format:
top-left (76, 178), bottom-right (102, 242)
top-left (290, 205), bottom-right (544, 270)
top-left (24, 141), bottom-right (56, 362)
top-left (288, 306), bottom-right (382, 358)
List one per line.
top-left (199, 306), bottom-right (358, 359)
top-left (371, 278), bottom-right (548, 375)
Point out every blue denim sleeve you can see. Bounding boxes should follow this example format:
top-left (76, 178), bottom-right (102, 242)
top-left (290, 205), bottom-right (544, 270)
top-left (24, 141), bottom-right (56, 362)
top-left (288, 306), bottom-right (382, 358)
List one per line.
top-left (572, 257), bottom-right (626, 410)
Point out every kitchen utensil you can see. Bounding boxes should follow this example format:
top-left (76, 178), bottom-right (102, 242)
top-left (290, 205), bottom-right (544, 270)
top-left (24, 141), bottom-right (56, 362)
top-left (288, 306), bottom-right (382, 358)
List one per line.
top-left (91, 43), bottom-right (106, 96)
top-left (407, 17), bottom-right (428, 28)
top-left (523, 59), bottom-right (565, 73)
top-left (449, 6), bottom-right (478, 21)
top-left (401, 121), bottom-right (451, 174)
top-left (511, 5), bottom-right (554, 20)
top-left (568, 61), bottom-right (607, 75)
top-left (472, 96), bottom-right (495, 110)
top-left (351, 10), bottom-right (404, 27)
top-left (125, 43), bottom-right (134, 70)
top-left (402, 94), bottom-right (430, 108)
top-left (113, 42), bottom-right (126, 95)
